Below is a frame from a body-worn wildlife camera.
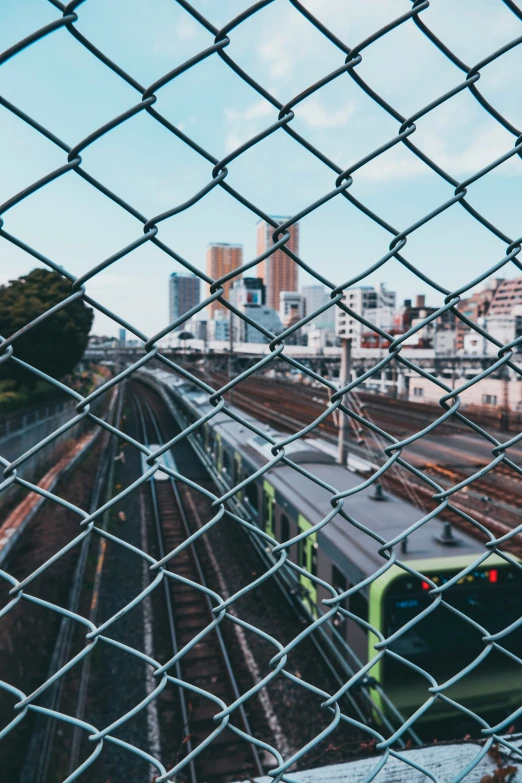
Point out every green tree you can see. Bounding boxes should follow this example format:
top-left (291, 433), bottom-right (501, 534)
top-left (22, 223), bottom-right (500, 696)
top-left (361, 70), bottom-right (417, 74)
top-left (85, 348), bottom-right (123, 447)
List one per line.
top-left (0, 268), bottom-right (94, 384)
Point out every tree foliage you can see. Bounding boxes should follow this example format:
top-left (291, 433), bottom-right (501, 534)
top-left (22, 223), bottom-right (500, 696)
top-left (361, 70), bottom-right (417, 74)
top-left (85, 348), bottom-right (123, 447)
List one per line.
top-left (0, 269), bottom-right (93, 384)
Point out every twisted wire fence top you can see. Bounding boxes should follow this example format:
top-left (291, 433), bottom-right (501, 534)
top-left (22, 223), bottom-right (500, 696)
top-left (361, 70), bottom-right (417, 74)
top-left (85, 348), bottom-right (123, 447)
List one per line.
top-left (1, 0), bottom-right (522, 780)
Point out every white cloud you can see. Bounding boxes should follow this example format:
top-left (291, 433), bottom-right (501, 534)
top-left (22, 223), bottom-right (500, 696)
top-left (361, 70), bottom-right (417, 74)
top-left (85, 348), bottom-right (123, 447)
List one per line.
top-left (225, 100), bottom-right (273, 124)
top-left (224, 133), bottom-right (243, 154)
top-left (225, 95), bottom-right (354, 132)
top-left (223, 100), bottom-right (276, 153)
top-left (356, 150), bottom-right (426, 181)
top-left (352, 102), bottom-right (520, 183)
top-left (429, 124), bottom-right (517, 177)
top-left (257, 35), bottom-right (294, 80)
top-left (254, 0), bottom-right (415, 87)
top-left (176, 18), bottom-right (199, 41)
top-left (297, 97), bottom-right (355, 129)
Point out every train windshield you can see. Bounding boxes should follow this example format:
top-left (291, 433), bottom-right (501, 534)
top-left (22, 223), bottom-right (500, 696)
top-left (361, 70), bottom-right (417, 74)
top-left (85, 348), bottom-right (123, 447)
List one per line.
top-left (384, 565), bottom-right (522, 680)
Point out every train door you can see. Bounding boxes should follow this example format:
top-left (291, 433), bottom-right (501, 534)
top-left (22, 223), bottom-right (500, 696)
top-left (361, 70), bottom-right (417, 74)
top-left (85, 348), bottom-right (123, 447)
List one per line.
top-left (263, 480), bottom-right (275, 539)
top-left (233, 452), bottom-right (241, 498)
top-left (298, 514), bottom-right (318, 615)
top-left (332, 564), bottom-right (347, 637)
top-left (216, 433), bottom-right (222, 471)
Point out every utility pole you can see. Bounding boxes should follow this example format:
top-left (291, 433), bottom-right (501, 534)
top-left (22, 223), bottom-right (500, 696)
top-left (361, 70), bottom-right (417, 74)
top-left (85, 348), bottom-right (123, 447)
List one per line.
top-left (229, 310), bottom-right (234, 355)
top-left (228, 311), bottom-right (234, 404)
top-left (501, 368), bottom-right (510, 432)
top-left (202, 320), bottom-right (208, 376)
top-left (337, 337), bottom-right (352, 466)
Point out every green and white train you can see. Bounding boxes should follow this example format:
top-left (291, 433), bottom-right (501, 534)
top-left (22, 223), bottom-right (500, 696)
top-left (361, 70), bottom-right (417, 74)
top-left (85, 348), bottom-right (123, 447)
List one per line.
top-left (146, 369), bottom-right (522, 724)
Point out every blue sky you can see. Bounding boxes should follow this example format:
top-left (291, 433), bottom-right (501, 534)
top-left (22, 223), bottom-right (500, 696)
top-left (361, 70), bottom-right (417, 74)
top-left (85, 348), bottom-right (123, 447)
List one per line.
top-left (1, 0), bottom-right (522, 337)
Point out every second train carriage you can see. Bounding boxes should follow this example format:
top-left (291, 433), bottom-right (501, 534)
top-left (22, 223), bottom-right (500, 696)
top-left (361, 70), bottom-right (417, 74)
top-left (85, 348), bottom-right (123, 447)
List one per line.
top-left (145, 369), bottom-right (522, 723)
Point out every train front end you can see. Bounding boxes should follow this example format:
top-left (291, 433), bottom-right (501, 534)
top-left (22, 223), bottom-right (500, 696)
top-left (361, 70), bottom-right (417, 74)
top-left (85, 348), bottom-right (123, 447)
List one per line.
top-left (368, 555), bottom-right (522, 723)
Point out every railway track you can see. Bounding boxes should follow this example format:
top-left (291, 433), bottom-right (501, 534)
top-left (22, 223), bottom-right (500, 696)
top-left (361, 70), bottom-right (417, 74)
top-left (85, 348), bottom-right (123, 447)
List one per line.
top-left (206, 370), bottom-right (522, 447)
top-left (133, 390), bottom-right (264, 783)
top-left (199, 371), bottom-right (522, 555)
top-left (205, 371), bottom-right (465, 441)
top-left (18, 388), bottom-right (122, 783)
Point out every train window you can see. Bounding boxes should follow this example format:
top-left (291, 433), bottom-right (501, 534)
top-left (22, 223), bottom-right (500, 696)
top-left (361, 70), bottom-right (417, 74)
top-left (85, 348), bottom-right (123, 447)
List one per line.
top-left (385, 568), bottom-right (522, 675)
top-left (281, 514), bottom-right (290, 543)
top-left (222, 449), bottom-right (231, 476)
top-left (350, 590), bottom-right (368, 623)
top-left (264, 490), bottom-right (274, 536)
top-left (311, 541), bottom-right (318, 578)
top-left (332, 565), bottom-right (347, 633)
top-left (298, 536), bottom-right (317, 575)
top-left (298, 538), bottom-right (305, 569)
top-left (244, 481), bottom-right (258, 514)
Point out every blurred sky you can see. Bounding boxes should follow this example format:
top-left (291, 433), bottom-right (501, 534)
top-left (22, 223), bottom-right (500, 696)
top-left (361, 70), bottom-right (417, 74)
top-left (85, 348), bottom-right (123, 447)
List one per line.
top-left (1, 0), bottom-right (522, 337)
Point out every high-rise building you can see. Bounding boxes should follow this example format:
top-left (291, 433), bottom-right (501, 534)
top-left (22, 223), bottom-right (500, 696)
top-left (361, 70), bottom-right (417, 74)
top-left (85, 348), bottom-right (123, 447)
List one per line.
top-left (169, 271), bottom-right (201, 328)
top-left (279, 291), bottom-right (302, 328)
top-left (229, 277), bottom-right (265, 308)
top-left (484, 277), bottom-right (517, 317)
top-left (301, 284), bottom-right (334, 329)
top-left (302, 285), bottom-right (327, 318)
top-left (256, 218), bottom-right (299, 311)
top-left (206, 243), bottom-right (243, 316)
top-left (336, 283), bottom-right (396, 349)
top-left (228, 277), bottom-right (282, 343)
top-left (455, 277), bottom-right (501, 352)
top-left (235, 305), bottom-right (283, 344)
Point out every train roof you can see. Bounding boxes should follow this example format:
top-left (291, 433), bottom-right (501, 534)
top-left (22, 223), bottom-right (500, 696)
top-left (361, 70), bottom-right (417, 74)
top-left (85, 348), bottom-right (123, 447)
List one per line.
top-left (157, 369), bottom-right (336, 467)
top-left (265, 462), bottom-right (484, 577)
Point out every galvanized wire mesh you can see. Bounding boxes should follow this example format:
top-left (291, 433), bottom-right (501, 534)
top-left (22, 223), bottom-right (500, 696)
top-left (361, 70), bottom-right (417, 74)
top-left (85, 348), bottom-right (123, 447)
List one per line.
top-left (1, 1), bottom-right (522, 781)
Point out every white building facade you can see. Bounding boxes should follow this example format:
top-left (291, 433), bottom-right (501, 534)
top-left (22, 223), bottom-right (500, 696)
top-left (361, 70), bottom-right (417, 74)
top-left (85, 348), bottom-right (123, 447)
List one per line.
top-left (335, 284), bottom-right (396, 348)
top-left (279, 291), bottom-right (303, 328)
top-left (235, 305), bottom-right (283, 343)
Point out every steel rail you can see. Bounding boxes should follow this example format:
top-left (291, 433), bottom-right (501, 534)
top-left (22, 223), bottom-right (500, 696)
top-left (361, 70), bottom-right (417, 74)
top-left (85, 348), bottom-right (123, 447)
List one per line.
top-left (67, 386), bottom-right (125, 775)
top-left (133, 386), bottom-right (264, 781)
top-left (132, 390), bottom-right (198, 783)
top-left (18, 387), bottom-right (121, 783)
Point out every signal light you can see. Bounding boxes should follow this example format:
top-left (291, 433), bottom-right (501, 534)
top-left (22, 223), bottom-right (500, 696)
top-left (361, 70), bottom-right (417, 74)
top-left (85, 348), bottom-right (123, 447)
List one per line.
top-left (488, 569), bottom-right (498, 584)
top-left (421, 581), bottom-right (430, 591)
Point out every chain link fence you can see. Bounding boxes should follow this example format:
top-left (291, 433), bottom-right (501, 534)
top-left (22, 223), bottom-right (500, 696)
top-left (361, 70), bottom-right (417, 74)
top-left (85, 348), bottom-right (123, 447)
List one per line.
top-left (1, 1), bottom-right (522, 781)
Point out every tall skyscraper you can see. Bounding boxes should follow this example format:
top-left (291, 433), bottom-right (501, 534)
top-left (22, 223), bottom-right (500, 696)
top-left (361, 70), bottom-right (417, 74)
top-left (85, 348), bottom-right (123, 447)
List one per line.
top-left (206, 243), bottom-right (243, 316)
top-left (302, 284), bottom-right (334, 330)
top-left (256, 218), bottom-right (299, 311)
top-left (279, 291), bottom-right (302, 327)
top-left (302, 285), bottom-right (328, 319)
top-left (169, 271), bottom-right (201, 328)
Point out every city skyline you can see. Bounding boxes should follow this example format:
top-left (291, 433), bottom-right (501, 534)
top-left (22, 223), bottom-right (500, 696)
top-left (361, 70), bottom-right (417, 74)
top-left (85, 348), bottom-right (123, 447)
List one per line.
top-left (256, 218), bottom-right (300, 312)
top-left (205, 242), bottom-right (243, 317)
top-left (3, 1), bottom-right (521, 340)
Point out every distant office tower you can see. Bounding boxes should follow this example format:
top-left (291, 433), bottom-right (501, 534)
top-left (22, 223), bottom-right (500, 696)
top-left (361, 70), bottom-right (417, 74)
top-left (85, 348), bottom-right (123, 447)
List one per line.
top-left (206, 243), bottom-right (243, 316)
top-left (256, 218), bottom-right (299, 311)
top-left (229, 277), bottom-right (265, 308)
top-left (302, 285), bottom-right (328, 319)
top-left (169, 271), bottom-right (201, 329)
top-left (279, 291), bottom-right (302, 327)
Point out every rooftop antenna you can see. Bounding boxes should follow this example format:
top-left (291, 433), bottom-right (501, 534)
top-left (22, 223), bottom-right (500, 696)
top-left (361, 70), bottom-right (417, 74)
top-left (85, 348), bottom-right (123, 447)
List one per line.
top-left (434, 521), bottom-right (462, 546)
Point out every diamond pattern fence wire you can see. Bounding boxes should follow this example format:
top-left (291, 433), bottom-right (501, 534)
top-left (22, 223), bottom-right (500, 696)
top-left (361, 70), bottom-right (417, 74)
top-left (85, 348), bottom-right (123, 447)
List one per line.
top-left (1, 1), bottom-right (522, 781)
